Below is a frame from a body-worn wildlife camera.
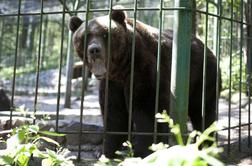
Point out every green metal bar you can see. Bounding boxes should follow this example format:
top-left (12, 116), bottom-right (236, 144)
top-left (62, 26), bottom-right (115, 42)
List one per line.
top-left (170, 0), bottom-right (192, 133)
top-left (227, 0), bottom-right (234, 154)
top-left (33, 0), bottom-right (44, 125)
top-left (128, 0), bottom-right (137, 141)
top-left (221, 122), bottom-right (252, 131)
top-left (0, 8), bottom-right (249, 26)
top-left (77, 0), bottom-right (90, 161)
top-left (63, 0), bottom-right (80, 108)
top-left (238, 0), bottom-right (244, 152)
top-left (201, 0), bottom-right (209, 131)
top-left (10, 0), bottom-right (22, 127)
top-left (55, 0), bottom-right (66, 131)
top-left (58, 0), bottom-right (73, 15)
top-left (154, 0), bottom-right (163, 143)
top-left (56, 130), bottom-right (176, 136)
top-left (215, 0), bottom-right (222, 143)
top-left (248, 0), bottom-right (252, 148)
top-left (102, 0), bottom-right (113, 155)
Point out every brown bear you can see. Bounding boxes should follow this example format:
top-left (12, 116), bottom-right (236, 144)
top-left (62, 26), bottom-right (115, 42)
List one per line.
top-left (0, 89), bottom-right (11, 111)
top-left (69, 9), bottom-right (220, 158)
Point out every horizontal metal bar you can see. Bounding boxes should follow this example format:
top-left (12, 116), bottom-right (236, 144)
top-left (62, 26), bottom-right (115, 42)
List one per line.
top-left (55, 130), bottom-right (179, 137)
top-left (221, 122), bottom-right (252, 131)
top-left (0, 7), bottom-right (249, 26)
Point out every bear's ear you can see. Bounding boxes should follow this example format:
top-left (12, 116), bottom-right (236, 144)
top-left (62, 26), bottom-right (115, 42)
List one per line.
top-left (111, 5), bottom-right (127, 25)
top-left (69, 16), bottom-right (83, 32)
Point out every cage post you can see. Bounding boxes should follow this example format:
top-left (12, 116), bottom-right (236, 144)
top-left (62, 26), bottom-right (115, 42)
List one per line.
top-left (64, 1), bottom-right (79, 108)
top-left (33, 0), bottom-right (45, 124)
top-left (246, 0), bottom-right (252, 147)
top-left (227, 0), bottom-right (234, 154)
top-left (128, 0), bottom-right (138, 143)
top-left (170, 0), bottom-right (192, 133)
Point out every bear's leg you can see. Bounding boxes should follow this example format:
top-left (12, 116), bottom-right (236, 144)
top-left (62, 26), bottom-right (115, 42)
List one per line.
top-left (132, 110), bottom-right (155, 158)
top-left (204, 89), bottom-right (217, 129)
top-left (99, 80), bottom-right (128, 158)
top-left (189, 88), bottom-right (216, 131)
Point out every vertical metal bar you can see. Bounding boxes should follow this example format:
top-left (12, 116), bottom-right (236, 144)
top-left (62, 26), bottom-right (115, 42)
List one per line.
top-left (64, 0), bottom-right (79, 108)
top-left (215, 0), bottom-right (222, 143)
top-left (103, 0), bottom-right (113, 154)
top-left (201, 0), bottom-right (209, 131)
top-left (247, 0), bottom-right (252, 149)
top-left (227, 0), bottom-right (234, 154)
top-left (10, 0), bottom-right (22, 127)
top-left (77, 0), bottom-right (90, 161)
top-left (248, 54), bottom-right (251, 148)
top-left (128, 0), bottom-right (137, 142)
top-left (170, 0), bottom-right (192, 133)
top-left (154, 0), bottom-right (163, 143)
top-left (55, 0), bottom-right (66, 131)
top-left (33, 0), bottom-right (44, 124)
top-left (213, 1), bottom-right (218, 55)
top-left (238, 0), bottom-right (244, 152)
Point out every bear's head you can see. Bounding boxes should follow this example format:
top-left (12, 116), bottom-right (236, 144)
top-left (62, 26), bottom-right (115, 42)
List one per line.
top-left (69, 8), bottom-right (131, 80)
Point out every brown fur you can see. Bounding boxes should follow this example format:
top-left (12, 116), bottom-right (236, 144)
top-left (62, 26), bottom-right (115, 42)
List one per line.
top-left (69, 10), bottom-right (221, 158)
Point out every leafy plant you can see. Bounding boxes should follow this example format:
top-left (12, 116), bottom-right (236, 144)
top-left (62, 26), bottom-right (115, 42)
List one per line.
top-left (96, 111), bottom-right (224, 166)
top-left (221, 52), bottom-right (246, 93)
top-left (0, 124), bottom-right (74, 166)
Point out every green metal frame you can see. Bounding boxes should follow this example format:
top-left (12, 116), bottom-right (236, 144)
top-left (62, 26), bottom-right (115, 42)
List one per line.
top-left (170, 0), bottom-right (192, 133)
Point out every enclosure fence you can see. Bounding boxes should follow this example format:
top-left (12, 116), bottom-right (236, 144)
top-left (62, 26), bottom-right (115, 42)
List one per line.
top-left (0, 0), bottom-right (251, 163)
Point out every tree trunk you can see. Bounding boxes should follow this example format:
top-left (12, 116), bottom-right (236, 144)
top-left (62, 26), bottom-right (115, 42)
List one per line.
top-left (19, 16), bottom-right (29, 49)
top-left (28, 18), bottom-right (37, 60)
top-left (0, 18), bottom-right (5, 64)
top-left (40, 15), bottom-right (48, 70)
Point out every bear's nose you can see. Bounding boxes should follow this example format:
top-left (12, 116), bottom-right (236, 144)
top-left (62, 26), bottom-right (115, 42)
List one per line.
top-left (88, 44), bottom-right (101, 59)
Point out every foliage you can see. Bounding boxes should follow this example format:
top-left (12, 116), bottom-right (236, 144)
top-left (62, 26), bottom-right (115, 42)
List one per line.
top-left (0, 66), bottom-right (35, 80)
top-left (96, 111), bottom-right (224, 166)
top-left (0, 124), bottom-right (74, 166)
top-left (221, 52), bottom-right (246, 93)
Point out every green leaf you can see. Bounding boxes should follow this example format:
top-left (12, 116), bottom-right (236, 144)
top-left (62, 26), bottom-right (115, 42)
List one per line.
top-left (199, 152), bottom-right (224, 166)
top-left (46, 149), bottom-right (58, 159)
top-left (39, 130), bottom-right (65, 137)
top-left (0, 155), bottom-right (14, 165)
top-left (191, 158), bottom-right (208, 166)
top-left (42, 158), bottom-right (54, 166)
top-left (27, 144), bottom-right (37, 154)
top-left (28, 125), bottom-right (39, 134)
top-left (16, 154), bottom-right (29, 166)
top-left (18, 130), bottom-right (26, 143)
top-left (37, 136), bottom-right (60, 147)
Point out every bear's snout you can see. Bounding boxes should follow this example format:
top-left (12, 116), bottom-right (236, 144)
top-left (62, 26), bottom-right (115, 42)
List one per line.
top-left (88, 43), bottom-right (102, 60)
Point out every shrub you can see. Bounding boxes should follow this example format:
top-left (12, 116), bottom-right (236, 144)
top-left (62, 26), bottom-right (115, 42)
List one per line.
top-left (0, 124), bottom-right (74, 166)
top-left (96, 111), bottom-right (224, 166)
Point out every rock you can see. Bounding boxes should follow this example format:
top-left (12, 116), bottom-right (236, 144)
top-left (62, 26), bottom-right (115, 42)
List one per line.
top-left (231, 92), bottom-right (249, 108)
top-left (4, 119), bottom-right (29, 130)
top-left (62, 121), bottom-right (103, 146)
